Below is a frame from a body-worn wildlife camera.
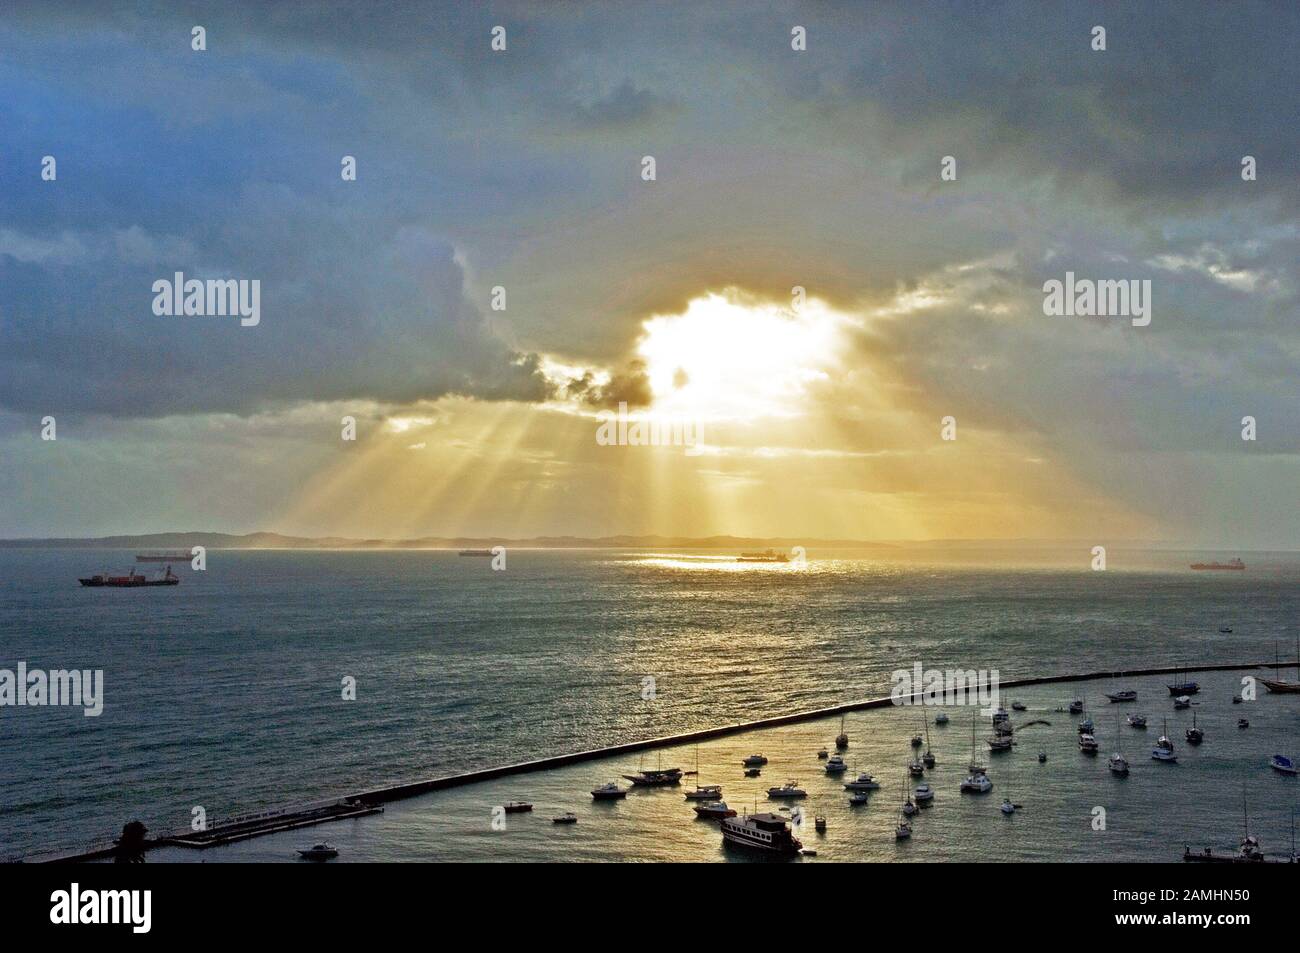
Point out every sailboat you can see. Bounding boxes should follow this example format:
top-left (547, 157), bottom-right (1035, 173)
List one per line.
top-left (1108, 707), bottom-right (1130, 775)
top-left (1185, 712), bottom-right (1204, 746)
top-left (922, 714), bottom-right (936, 768)
top-left (623, 750), bottom-right (684, 786)
top-left (1151, 718), bottom-right (1177, 762)
top-left (901, 774), bottom-right (918, 817)
top-left (1167, 663), bottom-right (1200, 696)
top-left (684, 746), bottom-right (723, 800)
top-left (966, 711), bottom-right (988, 775)
top-left (835, 715), bottom-right (849, 750)
top-left (1260, 637), bottom-right (1300, 694)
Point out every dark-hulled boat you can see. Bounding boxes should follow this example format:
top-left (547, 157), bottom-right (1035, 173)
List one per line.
top-left (79, 568), bottom-right (179, 587)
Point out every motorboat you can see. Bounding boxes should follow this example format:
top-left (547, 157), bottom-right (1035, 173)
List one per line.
top-left (816, 748), bottom-right (828, 759)
top-left (824, 754), bottom-right (848, 775)
top-left (684, 784), bottom-right (723, 801)
top-left (552, 812), bottom-right (578, 824)
top-left (1105, 690), bottom-right (1137, 703)
top-left (844, 773), bottom-right (881, 791)
top-left (895, 821), bottom-right (912, 840)
top-left (911, 734), bottom-right (924, 748)
top-left (988, 735), bottom-right (1012, 752)
top-left (814, 815), bottom-right (827, 832)
top-left (1078, 733), bottom-right (1099, 753)
top-left (1011, 701), bottom-right (1027, 712)
top-left (1270, 754), bottom-right (1297, 776)
top-left (909, 758), bottom-right (926, 777)
top-left (297, 843), bottom-right (338, 861)
top-left (1068, 700), bottom-right (1084, 714)
top-left (1000, 799), bottom-right (1016, 815)
top-left (1173, 695), bottom-right (1192, 710)
top-left (913, 783), bottom-right (934, 804)
top-left (744, 767), bottom-right (762, 777)
top-left (922, 750), bottom-right (936, 768)
top-left (1232, 695), bottom-right (1243, 704)
top-left (766, 781), bottom-right (807, 799)
top-left (1078, 718), bottom-right (1095, 734)
top-left (1127, 713), bottom-right (1148, 729)
top-left (934, 712), bottom-right (949, 725)
top-left (1108, 753), bottom-right (1130, 776)
top-left (960, 772), bottom-right (993, 793)
top-left (503, 801), bottom-right (533, 813)
top-left (693, 800), bottom-right (737, 820)
top-left (590, 782), bottom-right (627, 800)
top-left (1238, 718), bottom-right (1249, 729)
top-left (848, 791), bottom-right (869, 806)
top-left (1038, 751), bottom-right (1047, 763)
top-left (742, 754), bottom-right (768, 767)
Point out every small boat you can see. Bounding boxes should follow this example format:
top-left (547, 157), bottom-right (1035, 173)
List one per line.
top-left (1038, 751), bottom-right (1047, 763)
top-left (1078, 733), bottom-right (1099, 753)
top-left (744, 767), bottom-right (762, 778)
top-left (720, 812), bottom-right (802, 856)
top-left (1260, 638), bottom-right (1300, 694)
top-left (741, 754), bottom-right (768, 767)
top-left (1000, 798), bottom-right (1016, 815)
top-left (591, 782), bottom-right (627, 800)
top-left (910, 734), bottom-right (924, 748)
top-left (1173, 695), bottom-right (1192, 709)
top-left (902, 799), bottom-right (917, 817)
top-left (552, 812), bottom-right (578, 824)
top-left (1068, 700), bottom-right (1084, 715)
top-left (297, 843), bottom-right (338, 860)
top-left (1078, 718), bottom-right (1094, 734)
top-left (987, 735), bottom-right (1013, 752)
top-left (1153, 720), bottom-right (1177, 761)
top-left (693, 800), bottom-right (737, 820)
top-left (814, 815), bottom-right (827, 832)
top-left (824, 754), bottom-right (848, 775)
top-left (934, 712), bottom-right (949, 725)
top-left (895, 821), bottom-right (912, 840)
top-left (816, 748), bottom-right (828, 760)
top-left (960, 772), bottom-right (993, 794)
top-left (922, 750), bottom-right (936, 768)
top-left (1105, 690), bottom-right (1137, 703)
top-left (1127, 713), bottom-right (1148, 729)
top-left (1011, 701), bottom-right (1027, 712)
top-left (1270, 755), bottom-right (1297, 776)
top-left (913, 783), bottom-right (934, 804)
top-left (766, 781), bottom-right (807, 799)
top-left (503, 801), bottom-right (533, 813)
top-left (1189, 558), bottom-right (1244, 571)
top-left (848, 791), bottom-right (869, 806)
top-left (1232, 694), bottom-right (1243, 704)
top-left (737, 549), bottom-right (788, 563)
top-left (1109, 754), bottom-right (1130, 776)
top-left (1219, 627), bottom-right (1233, 634)
top-left (458, 549), bottom-right (494, 556)
top-left (1185, 713), bottom-right (1204, 746)
top-left (1238, 718), bottom-right (1249, 729)
top-left (844, 773), bottom-right (880, 791)
top-left (909, 758), bottom-right (925, 777)
top-left (685, 784), bottom-right (723, 801)
top-left (801, 849), bottom-right (818, 857)
top-left (835, 715), bottom-right (849, 750)
top-left (991, 707), bottom-right (1010, 726)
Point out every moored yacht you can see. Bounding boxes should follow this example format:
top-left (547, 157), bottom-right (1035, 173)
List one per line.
top-left (1068, 700), bottom-right (1084, 714)
top-left (824, 754), bottom-right (848, 775)
top-left (1127, 713), bottom-right (1148, 729)
top-left (685, 784), bottom-right (723, 801)
top-left (960, 772), bottom-right (993, 793)
top-left (835, 715), bottom-right (849, 750)
top-left (934, 711), bottom-right (949, 725)
top-left (297, 842), bottom-right (338, 861)
top-left (1173, 695), bottom-right (1192, 710)
top-left (1105, 690), bottom-right (1137, 703)
top-left (1108, 753), bottom-right (1130, 775)
top-left (844, 772), bottom-right (880, 792)
top-left (1185, 713), bottom-right (1204, 746)
top-left (742, 754), bottom-right (768, 767)
top-left (622, 767), bottom-right (683, 787)
top-left (766, 780), bottom-right (807, 799)
top-left (1153, 720), bottom-right (1177, 761)
top-left (590, 781), bottom-right (627, 800)
top-left (1078, 733), bottom-right (1099, 754)
top-left (694, 800), bottom-right (737, 820)
top-left (913, 783), bottom-right (934, 804)
top-left (1270, 754), bottom-right (1297, 775)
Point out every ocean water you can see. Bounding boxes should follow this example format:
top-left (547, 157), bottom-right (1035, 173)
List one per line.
top-left (1, 547), bottom-right (1297, 861)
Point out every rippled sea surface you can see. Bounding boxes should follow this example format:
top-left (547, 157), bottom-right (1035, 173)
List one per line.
top-left (2, 547), bottom-right (1297, 861)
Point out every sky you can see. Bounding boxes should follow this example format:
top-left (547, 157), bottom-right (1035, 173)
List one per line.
top-left (0, 1), bottom-right (1296, 546)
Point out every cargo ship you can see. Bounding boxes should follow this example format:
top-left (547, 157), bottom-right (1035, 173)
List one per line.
top-left (1190, 558), bottom-right (1245, 571)
top-left (135, 550), bottom-right (191, 563)
top-left (737, 549), bottom-right (788, 563)
top-left (79, 567), bottom-right (179, 587)
top-left (458, 549), bottom-right (494, 557)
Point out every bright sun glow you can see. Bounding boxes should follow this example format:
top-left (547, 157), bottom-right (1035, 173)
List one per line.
top-left (636, 292), bottom-right (844, 421)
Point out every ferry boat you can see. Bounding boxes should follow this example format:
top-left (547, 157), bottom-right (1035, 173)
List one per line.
top-left (720, 812), bottom-right (802, 855)
top-left (590, 782), bottom-right (627, 800)
top-left (737, 549), bottom-right (788, 563)
top-left (79, 567), bottom-right (179, 587)
top-left (135, 550), bottom-right (190, 563)
top-left (1190, 558), bottom-right (1244, 570)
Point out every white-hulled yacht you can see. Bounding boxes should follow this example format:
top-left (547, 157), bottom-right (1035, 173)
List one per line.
top-left (960, 772), bottom-right (993, 793)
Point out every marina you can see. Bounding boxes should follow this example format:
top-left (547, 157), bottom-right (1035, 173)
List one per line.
top-left (40, 660), bottom-right (1300, 864)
